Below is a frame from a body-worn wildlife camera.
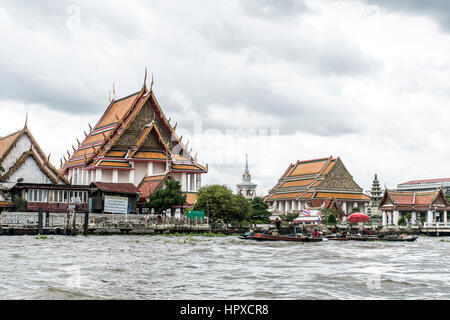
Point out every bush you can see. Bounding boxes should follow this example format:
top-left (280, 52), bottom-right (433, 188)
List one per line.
top-left (398, 217), bottom-right (407, 226)
top-left (327, 214), bottom-right (337, 225)
top-left (13, 195), bottom-right (27, 212)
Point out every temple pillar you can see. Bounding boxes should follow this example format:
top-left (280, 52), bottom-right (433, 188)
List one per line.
top-left (382, 211), bottom-right (387, 226)
top-left (292, 200), bottom-right (297, 211)
top-left (412, 211), bottom-right (417, 224)
top-left (393, 210), bottom-right (399, 226)
top-left (388, 212), bottom-right (392, 225)
top-left (342, 202), bottom-right (347, 214)
top-left (298, 201), bottom-right (303, 210)
top-left (147, 162), bottom-right (153, 176)
top-left (427, 210), bottom-right (433, 224)
top-left (181, 173), bottom-right (187, 192)
top-left (190, 174), bottom-right (195, 191)
top-left (444, 211), bottom-right (448, 225)
top-left (90, 170), bottom-right (95, 183)
top-left (95, 169), bottom-right (102, 182)
top-left (280, 201), bottom-right (285, 213)
top-left (112, 169), bottom-right (118, 183)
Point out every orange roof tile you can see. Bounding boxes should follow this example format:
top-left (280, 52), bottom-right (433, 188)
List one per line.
top-left (0, 130), bottom-right (21, 159)
top-left (267, 192), bottom-right (304, 200)
top-left (96, 93), bottom-right (140, 129)
top-left (279, 179), bottom-right (315, 188)
top-left (289, 157), bottom-right (331, 177)
top-left (133, 151), bottom-right (168, 160)
top-left (315, 192), bottom-right (370, 201)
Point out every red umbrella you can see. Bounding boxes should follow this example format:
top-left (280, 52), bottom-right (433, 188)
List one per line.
top-left (347, 212), bottom-right (370, 223)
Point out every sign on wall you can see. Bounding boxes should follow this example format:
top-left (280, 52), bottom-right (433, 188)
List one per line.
top-left (104, 196), bottom-right (129, 214)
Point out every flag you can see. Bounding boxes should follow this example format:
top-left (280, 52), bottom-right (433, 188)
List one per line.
top-left (301, 208), bottom-right (312, 216)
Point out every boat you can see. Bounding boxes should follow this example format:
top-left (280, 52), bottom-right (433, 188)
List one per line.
top-left (249, 233), bottom-right (323, 242)
top-left (347, 235), bottom-right (381, 241)
top-left (325, 236), bottom-right (349, 241)
top-left (381, 235), bottom-right (418, 242)
top-left (238, 232), bottom-right (255, 240)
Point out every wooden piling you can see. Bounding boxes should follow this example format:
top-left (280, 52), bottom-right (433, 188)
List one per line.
top-left (83, 212), bottom-right (89, 236)
top-left (38, 208), bottom-right (43, 235)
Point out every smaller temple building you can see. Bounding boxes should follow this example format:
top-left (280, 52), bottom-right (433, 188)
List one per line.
top-left (397, 178), bottom-right (450, 195)
top-left (265, 156), bottom-right (370, 215)
top-left (236, 155), bottom-right (257, 199)
top-left (379, 189), bottom-right (449, 226)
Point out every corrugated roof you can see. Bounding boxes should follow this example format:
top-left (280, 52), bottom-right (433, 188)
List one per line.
top-left (91, 182), bottom-right (140, 195)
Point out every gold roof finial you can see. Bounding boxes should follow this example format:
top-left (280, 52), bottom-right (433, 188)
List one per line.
top-left (47, 154), bottom-right (51, 162)
top-left (150, 73), bottom-right (154, 91)
top-left (112, 82), bottom-right (116, 98)
top-left (24, 113), bottom-right (28, 129)
top-left (72, 145), bottom-right (76, 152)
top-left (88, 123), bottom-right (92, 132)
top-left (76, 138), bottom-right (81, 147)
top-left (60, 158), bottom-right (63, 167)
top-left (173, 122), bottom-right (177, 131)
top-left (67, 150), bottom-right (71, 158)
top-left (63, 155), bottom-right (67, 162)
top-left (143, 67), bottom-right (148, 90)
top-left (84, 130), bottom-right (88, 138)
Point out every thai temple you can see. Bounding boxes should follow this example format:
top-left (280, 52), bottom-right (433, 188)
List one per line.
top-left (379, 188), bottom-right (449, 226)
top-left (265, 156), bottom-right (370, 215)
top-left (61, 72), bottom-right (208, 210)
top-left (0, 120), bottom-right (91, 213)
top-left (236, 155), bottom-right (257, 199)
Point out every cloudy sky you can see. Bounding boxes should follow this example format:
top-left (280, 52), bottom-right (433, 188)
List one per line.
top-left (1, 0), bottom-right (450, 195)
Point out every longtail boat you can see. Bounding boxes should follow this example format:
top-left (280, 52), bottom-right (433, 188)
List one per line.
top-left (249, 233), bottom-right (323, 242)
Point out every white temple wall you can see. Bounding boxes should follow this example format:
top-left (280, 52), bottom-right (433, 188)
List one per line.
top-left (134, 163), bottom-right (147, 186)
top-left (1, 135), bottom-right (32, 172)
top-left (153, 162), bottom-right (166, 175)
top-left (8, 157), bottom-right (53, 184)
top-left (102, 170), bottom-right (113, 183)
top-left (118, 171), bottom-right (129, 183)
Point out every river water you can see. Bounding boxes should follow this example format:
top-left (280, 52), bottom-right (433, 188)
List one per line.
top-left (1, 235), bottom-right (449, 300)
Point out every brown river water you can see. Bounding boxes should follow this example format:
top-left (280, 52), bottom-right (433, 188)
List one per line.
top-left (1, 235), bottom-right (449, 300)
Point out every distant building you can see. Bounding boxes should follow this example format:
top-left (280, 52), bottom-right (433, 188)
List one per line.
top-left (397, 178), bottom-right (450, 195)
top-left (379, 189), bottom-right (449, 226)
top-left (236, 155), bottom-right (257, 199)
top-left (265, 156), bottom-right (370, 215)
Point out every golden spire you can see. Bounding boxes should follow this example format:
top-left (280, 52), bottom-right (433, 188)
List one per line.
top-left (47, 154), bottom-right (51, 162)
top-left (150, 73), bottom-right (154, 91)
top-left (143, 67), bottom-right (148, 90)
top-left (24, 113), bottom-right (28, 129)
top-left (173, 122), bottom-right (177, 131)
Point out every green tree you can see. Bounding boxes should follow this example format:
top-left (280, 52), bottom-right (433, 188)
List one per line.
top-left (146, 180), bottom-right (186, 215)
top-left (351, 207), bottom-right (360, 213)
top-left (194, 185), bottom-right (235, 222)
top-left (0, 166), bottom-right (4, 172)
top-left (230, 194), bottom-right (251, 225)
top-left (248, 197), bottom-right (271, 223)
top-left (327, 214), bottom-right (337, 225)
top-left (13, 195), bottom-right (27, 212)
top-left (279, 212), bottom-right (299, 223)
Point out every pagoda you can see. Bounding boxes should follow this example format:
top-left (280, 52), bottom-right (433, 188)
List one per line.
top-left (265, 156), bottom-right (370, 215)
top-left (366, 173), bottom-right (383, 218)
top-left (61, 71), bottom-right (208, 209)
top-left (236, 155), bottom-right (257, 199)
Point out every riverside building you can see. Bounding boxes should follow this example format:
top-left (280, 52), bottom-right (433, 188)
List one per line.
top-left (265, 156), bottom-right (370, 215)
top-left (61, 73), bottom-right (208, 212)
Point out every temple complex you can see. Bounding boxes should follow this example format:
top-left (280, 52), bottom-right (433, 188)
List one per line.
top-left (61, 73), bottom-right (207, 210)
top-left (265, 156), bottom-right (370, 215)
top-left (379, 189), bottom-right (449, 227)
top-left (236, 155), bottom-right (257, 199)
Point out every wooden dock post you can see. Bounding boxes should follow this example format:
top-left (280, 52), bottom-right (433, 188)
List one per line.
top-left (38, 208), bottom-right (43, 235)
top-left (83, 212), bottom-right (89, 236)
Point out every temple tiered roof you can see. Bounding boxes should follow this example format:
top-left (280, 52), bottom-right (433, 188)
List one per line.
top-left (0, 124), bottom-right (69, 185)
top-left (61, 73), bottom-right (207, 205)
top-left (380, 189), bottom-right (450, 211)
top-left (266, 156), bottom-right (370, 205)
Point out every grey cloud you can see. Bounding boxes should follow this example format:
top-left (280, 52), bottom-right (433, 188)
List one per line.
top-left (363, 0), bottom-right (450, 32)
top-left (240, 0), bottom-right (308, 20)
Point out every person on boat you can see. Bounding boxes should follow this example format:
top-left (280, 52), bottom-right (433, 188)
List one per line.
top-left (262, 228), bottom-right (270, 235)
top-left (312, 228), bottom-right (320, 238)
top-left (275, 218), bottom-right (281, 233)
top-left (362, 228), bottom-right (371, 236)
